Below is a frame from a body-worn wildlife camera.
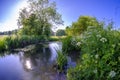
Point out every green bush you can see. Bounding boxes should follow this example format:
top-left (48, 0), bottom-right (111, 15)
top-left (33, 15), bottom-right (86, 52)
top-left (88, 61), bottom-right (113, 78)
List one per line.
top-left (67, 26), bottom-right (120, 80)
top-left (62, 36), bottom-right (81, 54)
top-left (62, 36), bottom-right (74, 54)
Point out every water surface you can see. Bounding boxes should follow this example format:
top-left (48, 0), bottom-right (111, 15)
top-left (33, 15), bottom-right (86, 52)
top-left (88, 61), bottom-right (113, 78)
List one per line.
top-left (0, 42), bottom-right (66, 80)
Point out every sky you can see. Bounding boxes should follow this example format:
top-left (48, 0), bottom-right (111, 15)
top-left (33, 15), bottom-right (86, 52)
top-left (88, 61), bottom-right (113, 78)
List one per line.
top-left (0, 0), bottom-right (120, 32)
top-left (0, 0), bottom-right (28, 32)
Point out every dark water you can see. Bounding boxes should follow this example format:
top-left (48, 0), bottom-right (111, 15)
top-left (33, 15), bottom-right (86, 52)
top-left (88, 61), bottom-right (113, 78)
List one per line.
top-left (0, 42), bottom-right (67, 80)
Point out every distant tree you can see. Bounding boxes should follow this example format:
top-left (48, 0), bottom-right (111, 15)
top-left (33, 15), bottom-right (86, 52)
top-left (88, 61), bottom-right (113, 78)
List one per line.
top-left (18, 0), bottom-right (63, 37)
top-left (65, 26), bottom-right (73, 36)
top-left (66, 16), bottom-right (99, 36)
top-left (56, 29), bottom-right (66, 36)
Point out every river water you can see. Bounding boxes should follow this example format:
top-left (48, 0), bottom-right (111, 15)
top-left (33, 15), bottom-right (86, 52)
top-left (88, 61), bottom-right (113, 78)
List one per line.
top-left (0, 42), bottom-right (76, 80)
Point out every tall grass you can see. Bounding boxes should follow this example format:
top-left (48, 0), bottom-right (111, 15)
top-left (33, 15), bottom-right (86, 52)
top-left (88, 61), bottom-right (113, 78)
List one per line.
top-left (0, 38), bottom-right (6, 51)
top-left (49, 36), bottom-right (66, 41)
top-left (57, 50), bottom-right (67, 72)
top-left (0, 35), bottom-right (47, 52)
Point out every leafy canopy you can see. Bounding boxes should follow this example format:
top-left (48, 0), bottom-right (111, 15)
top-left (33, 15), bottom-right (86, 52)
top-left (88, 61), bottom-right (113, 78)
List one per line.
top-left (66, 16), bottom-right (99, 36)
top-left (18, 0), bottom-right (63, 36)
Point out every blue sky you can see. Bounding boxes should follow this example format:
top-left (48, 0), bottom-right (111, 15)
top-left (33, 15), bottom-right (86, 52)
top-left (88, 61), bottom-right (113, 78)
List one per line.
top-left (0, 0), bottom-right (120, 31)
top-left (55, 0), bottom-right (120, 29)
top-left (0, 0), bottom-right (20, 22)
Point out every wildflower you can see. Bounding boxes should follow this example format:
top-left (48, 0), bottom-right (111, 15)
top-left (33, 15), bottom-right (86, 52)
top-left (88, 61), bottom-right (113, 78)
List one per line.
top-left (95, 54), bottom-right (99, 59)
top-left (93, 69), bottom-right (97, 73)
top-left (100, 37), bottom-right (107, 43)
top-left (76, 42), bottom-right (81, 46)
top-left (96, 34), bottom-right (101, 38)
top-left (109, 71), bottom-right (116, 78)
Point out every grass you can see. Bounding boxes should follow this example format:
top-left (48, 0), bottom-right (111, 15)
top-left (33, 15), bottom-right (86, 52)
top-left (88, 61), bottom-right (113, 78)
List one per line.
top-left (0, 38), bottom-right (6, 51)
top-left (0, 35), bottom-right (63, 52)
top-left (49, 36), bottom-right (66, 41)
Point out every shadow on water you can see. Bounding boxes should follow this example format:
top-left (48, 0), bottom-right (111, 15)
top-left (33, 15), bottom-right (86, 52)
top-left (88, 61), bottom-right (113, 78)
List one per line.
top-left (0, 42), bottom-right (66, 80)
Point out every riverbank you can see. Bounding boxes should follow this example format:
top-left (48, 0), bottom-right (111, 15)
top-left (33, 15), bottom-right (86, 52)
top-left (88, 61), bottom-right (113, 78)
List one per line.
top-left (0, 35), bottom-right (65, 53)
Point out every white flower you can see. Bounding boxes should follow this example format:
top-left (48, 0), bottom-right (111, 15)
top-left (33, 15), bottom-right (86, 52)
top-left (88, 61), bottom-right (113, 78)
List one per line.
top-left (95, 54), bottom-right (99, 59)
top-left (96, 34), bottom-right (101, 38)
top-left (109, 71), bottom-right (116, 78)
top-left (76, 42), bottom-right (81, 46)
top-left (100, 37), bottom-right (107, 43)
top-left (93, 69), bottom-right (97, 73)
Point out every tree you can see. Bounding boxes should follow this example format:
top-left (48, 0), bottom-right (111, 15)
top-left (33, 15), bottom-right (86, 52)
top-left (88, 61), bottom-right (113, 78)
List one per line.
top-left (18, 0), bottom-right (63, 36)
top-left (56, 29), bottom-right (66, 36)
top-left (66, 16), bottom-right (99, 36)
top-left (65, 26), bottom-right (73, 36)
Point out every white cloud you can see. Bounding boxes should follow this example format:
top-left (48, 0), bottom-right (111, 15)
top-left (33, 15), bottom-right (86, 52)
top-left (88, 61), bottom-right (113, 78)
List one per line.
top-left (0, 0), bottom-right (28, 32)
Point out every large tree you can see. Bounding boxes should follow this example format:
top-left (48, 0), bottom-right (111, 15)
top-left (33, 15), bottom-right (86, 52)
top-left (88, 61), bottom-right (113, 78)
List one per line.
top-left (66, 16), bottom-right (99, 36)
top-left (18, 0), bottom-right (63, 36)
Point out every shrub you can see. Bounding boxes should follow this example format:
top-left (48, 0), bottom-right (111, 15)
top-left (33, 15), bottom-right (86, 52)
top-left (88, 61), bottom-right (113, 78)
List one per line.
top-left (67, 26), bottom-right (120, 80)
top-left (62, 36), bottom-right (81, 54)
top-left (62, 36), bottom-right (76, 54)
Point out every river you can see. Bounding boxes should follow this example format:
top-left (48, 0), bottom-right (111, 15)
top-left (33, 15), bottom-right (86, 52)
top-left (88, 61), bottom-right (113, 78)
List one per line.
top-left (0, 42), bottom-right (76, 80)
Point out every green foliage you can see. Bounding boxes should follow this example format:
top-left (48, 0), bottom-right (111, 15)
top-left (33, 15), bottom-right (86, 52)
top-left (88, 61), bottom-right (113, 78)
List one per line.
top-left (0, 38), bottom-right (6, 52)
top-left (20, 14), bottom-right (52, 36)
top-left (57, 51), bottom-right (67, 71)
top-left (66, 16), bottom-right (99, 36)
top-left (56, 29), bottom-right (66, 36)
top-left (65, 26), bottom-right (73, 36)
top-left (62, 36), bottom-right (73, 54)
top-left (0, 35), bottom-right (47, 52)
top-left (67, 25), bottom-right (120, 80)
top-left (5, 36), bottom-right (18, 50)
top-left (18, 0), bottom-right (63, 37)
top-left (62, 36), bottom-right (81, 54)
top-left (48, 36), bottom-right (59, 41)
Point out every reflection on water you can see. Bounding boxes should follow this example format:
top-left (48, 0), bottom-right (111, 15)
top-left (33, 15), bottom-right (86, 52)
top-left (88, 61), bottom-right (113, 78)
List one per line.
top-left (49, 42), bottom-right (62, 61)
top-left (25, 59), bottom-right (32, 70)
top-left (0, 42), bottom-right (66, 80)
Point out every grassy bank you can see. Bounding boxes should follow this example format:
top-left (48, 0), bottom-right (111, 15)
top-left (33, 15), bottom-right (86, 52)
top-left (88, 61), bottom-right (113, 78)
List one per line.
top-left (49, 36), bottom-right (66, 41)
top-left (0, 35), bottom-right (65, 52)
top-left (0, 35), bottom-right (47, 52)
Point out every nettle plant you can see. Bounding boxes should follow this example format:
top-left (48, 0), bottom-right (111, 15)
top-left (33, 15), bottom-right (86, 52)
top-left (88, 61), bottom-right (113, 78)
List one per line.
top-left (67, 26), bottom-right (120, 80)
